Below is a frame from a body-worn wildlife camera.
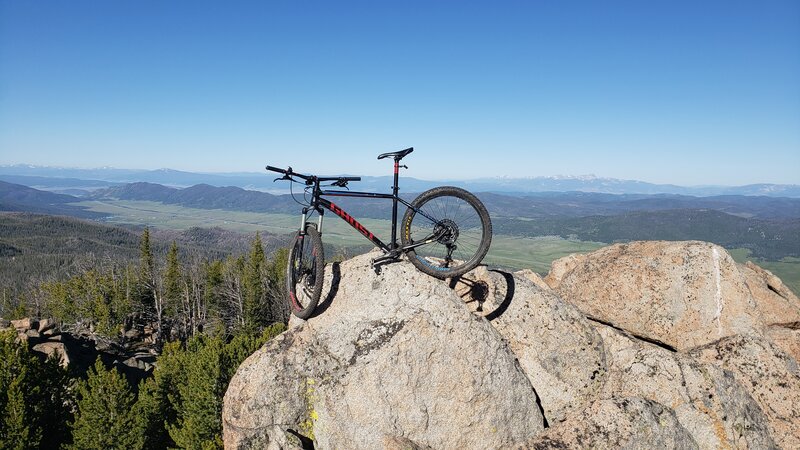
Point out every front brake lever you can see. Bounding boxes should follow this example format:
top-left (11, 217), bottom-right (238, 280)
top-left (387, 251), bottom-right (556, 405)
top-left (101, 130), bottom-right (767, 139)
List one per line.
top-left (272, 166), bottom-right (293, 182)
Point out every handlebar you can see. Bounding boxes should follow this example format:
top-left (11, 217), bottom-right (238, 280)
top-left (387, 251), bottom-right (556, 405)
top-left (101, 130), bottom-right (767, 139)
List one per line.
top-left (265, 165), bottom-right (361, 184)
top-left (265, 165), bottom-right (287, 174)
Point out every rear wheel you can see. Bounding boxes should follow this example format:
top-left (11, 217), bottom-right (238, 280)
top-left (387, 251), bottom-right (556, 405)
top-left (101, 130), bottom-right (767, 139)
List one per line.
top-left (401, 186), bottom-right (492, 278)
top-left (286, 223), bottom-right (324, 319)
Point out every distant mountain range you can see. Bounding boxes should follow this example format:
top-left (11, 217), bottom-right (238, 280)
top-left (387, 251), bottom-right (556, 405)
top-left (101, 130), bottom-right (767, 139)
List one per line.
top-left (1, 164), bottom-right (798, 198)
top-left (2, 179), bottom-right (798, 262)
top-left (3, 178), bottom-right (800, 222)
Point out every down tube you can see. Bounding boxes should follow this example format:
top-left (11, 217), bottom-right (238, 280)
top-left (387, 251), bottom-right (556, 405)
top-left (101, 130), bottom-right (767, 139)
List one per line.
top-left (319, 198), bottom-right (390, 251)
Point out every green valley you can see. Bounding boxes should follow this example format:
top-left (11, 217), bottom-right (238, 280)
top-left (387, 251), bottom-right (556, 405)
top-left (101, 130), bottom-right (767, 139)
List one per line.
top-left (70, 199), bottom-right (800, 294)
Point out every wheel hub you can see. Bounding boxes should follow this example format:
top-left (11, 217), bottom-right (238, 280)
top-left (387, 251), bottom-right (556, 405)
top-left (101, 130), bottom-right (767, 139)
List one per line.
top-left (434, 219), bottom-right (459, 245)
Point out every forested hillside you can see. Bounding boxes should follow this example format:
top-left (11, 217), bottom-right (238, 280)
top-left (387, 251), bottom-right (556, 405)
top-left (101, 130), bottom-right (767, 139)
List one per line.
top-left (1, 324), bottom-right (285, 449)
top-left (494, 209), bottom-right (800, 260)
top-left (0, 213), bottom-right (288, 300)
top-left (0, 180), bottom-right (102, 218)
top-left (1, 220), bottom-right (291, 449)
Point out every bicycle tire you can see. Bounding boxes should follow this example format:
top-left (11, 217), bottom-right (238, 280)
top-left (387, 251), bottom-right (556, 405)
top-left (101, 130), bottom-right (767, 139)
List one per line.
top-left (286, 223), bottom-right (325, 319)
top-left (401, 186), bottom-right (492, 279)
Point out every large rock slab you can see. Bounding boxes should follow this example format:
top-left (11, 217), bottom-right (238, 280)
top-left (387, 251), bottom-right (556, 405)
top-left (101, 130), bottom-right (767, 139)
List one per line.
top-left (738, 261), bottom-right (800, 362)
top-left (452, 266), bottom-right (606, 425)
top-left (513, 268), bottom-right (551, 291)
top-left (224, 242), bottom-right (790, 449)
top-left (522, 397), bottom-right (699, 449)
top-left (543, 253), bottom-right (586, 288)
top-left (739, 261), bottom-right (800, 327)
top-left (223, 254), bottom-right (545, 450)
top-left (595, 325), bottom-right (776, 449)
top-left (549, 241), bottom-right (763, 351)
top-left (32, 341), bottom-right (71, 367)
top-left (690, 333), bottom-right (800, 449)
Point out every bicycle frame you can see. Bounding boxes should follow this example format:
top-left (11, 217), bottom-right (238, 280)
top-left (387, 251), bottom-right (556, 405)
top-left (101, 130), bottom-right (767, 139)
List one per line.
top-left (297, 161), bottom-right (441, 255)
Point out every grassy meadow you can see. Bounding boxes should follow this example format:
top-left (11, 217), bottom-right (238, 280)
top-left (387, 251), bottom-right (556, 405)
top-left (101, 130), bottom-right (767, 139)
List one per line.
top-left (74, 200), bottom-right (602, 272)
top-left (74, 200), bottom-right (799, 294)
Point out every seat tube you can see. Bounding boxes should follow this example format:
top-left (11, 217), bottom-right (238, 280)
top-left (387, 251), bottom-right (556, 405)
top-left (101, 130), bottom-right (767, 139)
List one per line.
top-left (391, 159), bottom-right (400, 248)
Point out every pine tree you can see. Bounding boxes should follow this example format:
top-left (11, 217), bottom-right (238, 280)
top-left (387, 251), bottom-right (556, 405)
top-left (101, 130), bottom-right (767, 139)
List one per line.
top-left (242, 232), bottom-right (266, 330)
top-left (265, 247), bottom-right (290, 323)
top-left (2, 372), bottom-right (33, 450)
top-left (110, 265), bottom-right (134, 331)
top-left (43, 270), bottom-right (128, 335)
top-left (136, 227), bottom-right (156, 318)
top-left (33, 355), bottom-right (73, 449)
top-left (168, 335), bottom-right (225, 450)
top-left (139, 227), bottom-right (154, 286)
top-left (203, 260), bottom-right (224, 330)
top-left (167, 324), bottom-right (285, 449)
top-left (0, 330), bottom-right (71, 449)
top-left (84, 270), bottom-right (113, 335)
top-left (132, 380), bottom-right (163, 450)
top-left (69, 359), bottom-right (140, 450)
top-left (164, 241), bottom-right (182, 317)
top-left (132, 340), bottom-right (186, 449)
top-left (136, 227), bottom-right (165, 345)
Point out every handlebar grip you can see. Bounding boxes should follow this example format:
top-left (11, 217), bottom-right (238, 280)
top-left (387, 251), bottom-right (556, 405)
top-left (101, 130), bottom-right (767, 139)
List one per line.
top-left (343, 177), bottom-right (361, 182)
top-left (265, 165), bottom-right (287, 174)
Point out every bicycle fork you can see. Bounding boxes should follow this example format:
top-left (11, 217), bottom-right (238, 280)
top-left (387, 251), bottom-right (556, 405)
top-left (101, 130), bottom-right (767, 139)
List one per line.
top-left (299, 207), bottom-right (325, 235)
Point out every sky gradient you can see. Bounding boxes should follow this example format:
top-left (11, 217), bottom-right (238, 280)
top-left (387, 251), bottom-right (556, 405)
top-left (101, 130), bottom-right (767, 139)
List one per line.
top-left (1, 1), bottom-right (798, 185)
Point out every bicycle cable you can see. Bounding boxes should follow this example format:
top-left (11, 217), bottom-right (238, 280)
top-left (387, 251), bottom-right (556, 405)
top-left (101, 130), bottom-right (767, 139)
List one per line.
top-left (289, 179), bottom-right (310, 207)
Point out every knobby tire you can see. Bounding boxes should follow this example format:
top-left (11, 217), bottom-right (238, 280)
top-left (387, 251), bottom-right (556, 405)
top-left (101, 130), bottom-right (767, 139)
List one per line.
top-left (286, 223), bottom-right (324, 319)
top-left (401, 186), bottom-right (492, 279)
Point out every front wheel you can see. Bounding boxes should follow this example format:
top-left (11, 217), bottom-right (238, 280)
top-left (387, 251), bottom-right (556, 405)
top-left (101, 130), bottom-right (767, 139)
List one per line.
top-left (286, 223), bottom-right (324, 319)
top-left (401, 186), bottom-right (492, 279)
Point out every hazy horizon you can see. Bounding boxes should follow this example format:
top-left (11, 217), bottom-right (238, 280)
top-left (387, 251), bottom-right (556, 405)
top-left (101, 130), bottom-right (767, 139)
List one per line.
top-left (2, 1), bottom-right (798, 185)
top-left (2, 161), bottom-right (798, 189)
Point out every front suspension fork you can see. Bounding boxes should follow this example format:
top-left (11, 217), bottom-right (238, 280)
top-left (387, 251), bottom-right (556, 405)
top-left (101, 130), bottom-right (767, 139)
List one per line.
top-left (299, 207), bottom-right (325, 235)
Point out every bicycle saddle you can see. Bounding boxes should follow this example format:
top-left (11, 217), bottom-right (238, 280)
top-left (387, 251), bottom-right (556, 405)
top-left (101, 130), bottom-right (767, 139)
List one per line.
top-left (377, 147), bottom-right (414, 160)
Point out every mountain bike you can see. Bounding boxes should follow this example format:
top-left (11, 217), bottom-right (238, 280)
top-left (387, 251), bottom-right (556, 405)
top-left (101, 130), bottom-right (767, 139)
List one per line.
top-left (267, 147), bottom-right (492, 319)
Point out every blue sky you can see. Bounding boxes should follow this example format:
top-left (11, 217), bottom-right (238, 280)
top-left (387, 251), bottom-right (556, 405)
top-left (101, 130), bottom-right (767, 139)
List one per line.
top-left (1, 1), bottom-right (798, 185)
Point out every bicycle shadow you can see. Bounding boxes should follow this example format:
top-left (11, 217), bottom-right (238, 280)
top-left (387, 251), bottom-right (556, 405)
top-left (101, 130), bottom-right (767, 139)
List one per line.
top-left (449, 269), bottom-right (515, 321)
top-left (310, 262), bottom-right (342, 318)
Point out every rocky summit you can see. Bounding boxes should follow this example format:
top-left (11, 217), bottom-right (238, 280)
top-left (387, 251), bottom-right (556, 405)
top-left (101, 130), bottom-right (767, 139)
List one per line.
top-left (223, 241), bottom-right (800, 449)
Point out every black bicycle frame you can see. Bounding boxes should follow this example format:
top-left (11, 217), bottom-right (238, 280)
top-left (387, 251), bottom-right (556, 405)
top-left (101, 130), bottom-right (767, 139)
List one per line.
top-left (298, 162), bottom-right (440, 254)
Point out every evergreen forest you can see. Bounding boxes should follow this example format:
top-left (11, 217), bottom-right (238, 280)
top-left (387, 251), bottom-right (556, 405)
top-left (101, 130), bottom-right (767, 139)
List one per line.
top-left (1, 225), bottom-right (290, 449)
